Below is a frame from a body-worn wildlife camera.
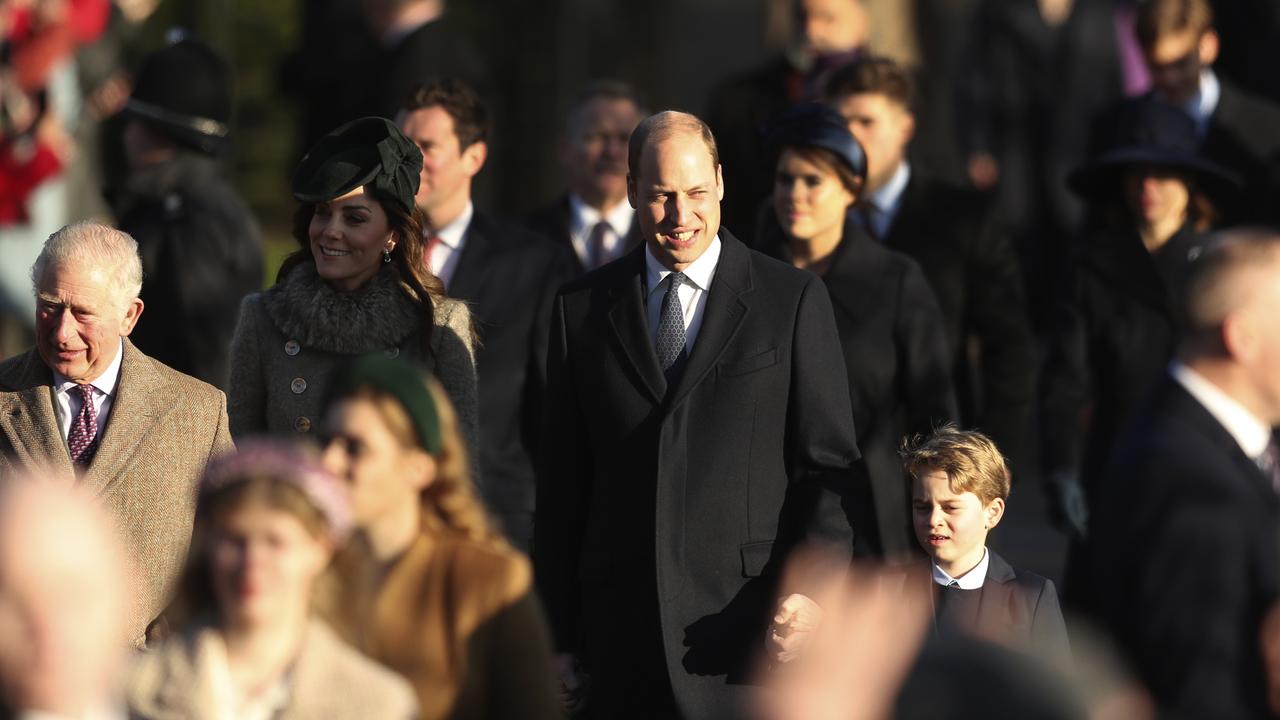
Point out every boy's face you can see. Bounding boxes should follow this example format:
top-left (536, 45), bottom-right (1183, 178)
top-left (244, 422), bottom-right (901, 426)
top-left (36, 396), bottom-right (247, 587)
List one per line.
top-left (911, 470), bottom-right (1004, 574)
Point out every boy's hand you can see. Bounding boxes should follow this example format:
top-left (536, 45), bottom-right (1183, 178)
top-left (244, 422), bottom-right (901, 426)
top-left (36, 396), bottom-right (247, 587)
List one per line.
top-left (767, 593), bottom-right (823, 664)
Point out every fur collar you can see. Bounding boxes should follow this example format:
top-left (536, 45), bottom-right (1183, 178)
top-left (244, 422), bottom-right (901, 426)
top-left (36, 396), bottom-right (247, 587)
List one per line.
top-left (264, 262), bottom-right (420, 354)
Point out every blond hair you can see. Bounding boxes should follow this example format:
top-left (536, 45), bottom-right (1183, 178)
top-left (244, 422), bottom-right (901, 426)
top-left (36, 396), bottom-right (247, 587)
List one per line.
top-left (900, 426), bottom-right (1011, 506)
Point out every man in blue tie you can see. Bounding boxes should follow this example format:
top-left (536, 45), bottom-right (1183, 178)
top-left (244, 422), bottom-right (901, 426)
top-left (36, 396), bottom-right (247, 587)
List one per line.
top-left (535, 111), bottom-right (862, 719)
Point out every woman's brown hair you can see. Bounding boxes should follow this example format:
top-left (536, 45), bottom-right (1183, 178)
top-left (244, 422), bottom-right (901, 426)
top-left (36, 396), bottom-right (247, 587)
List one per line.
top-left (279, 187), bottom-right (447, 356)
top-left (781, 144), bottom-right (865, 199)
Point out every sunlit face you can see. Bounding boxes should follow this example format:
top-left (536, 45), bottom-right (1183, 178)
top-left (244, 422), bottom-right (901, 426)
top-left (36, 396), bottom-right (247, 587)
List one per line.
top-left (798, 0), bottom-right (869, 55)
top-left (1145, 30), bottom-right (1218, 106)
top-left (208, 502), bottom-right (329, 630)
top-left (565, 97), bottom-right (643, 208)
top-left (834, 93), bottom-right (913, 192)
top-left (1123, 165), bottom-right (1191, 231)
top-left (321, 396), bottom-right (434, 527)
top-left (1233, 256), bottom-right (1280, 425)
top-left (911, 470), bottom-right (1003, 576)
top-left (309, 187), bottom-right (394, 292)
top-left (35, 262), bottom-right (142, 384)
top-left (773, 148), bottom-right (856, 243)
top-left (627, 129), bottom-right (724, 272)
top-left (398, 105), bottom-right (486, 224)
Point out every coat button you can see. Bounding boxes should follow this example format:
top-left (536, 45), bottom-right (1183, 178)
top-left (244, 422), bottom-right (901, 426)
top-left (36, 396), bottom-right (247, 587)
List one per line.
top-left (291, 377), bottom-right (307, 394)
top-left (384, 347), bottom-right (400, 358)
top-left (294, 416), bottom-right (312, 433)
top-left (284, 340), bottom-right (301, 356)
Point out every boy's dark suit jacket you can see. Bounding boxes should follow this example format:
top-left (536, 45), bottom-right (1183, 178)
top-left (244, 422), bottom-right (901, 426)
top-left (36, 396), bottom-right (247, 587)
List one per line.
top-left (524, 194), bottom-right (641, 276)
top-left (1090, 375), bottom-right (1279, 719)
top-left (446, 211), bottom-right (576, 550)
top-left (535, 230), bottom-right (860, 718)
top-left (930, 549), bottom-right (1071, 666)
top-left (879, 174), bottom-right (1036, 470)
top-left (757, 215), bottom-right (957, 558)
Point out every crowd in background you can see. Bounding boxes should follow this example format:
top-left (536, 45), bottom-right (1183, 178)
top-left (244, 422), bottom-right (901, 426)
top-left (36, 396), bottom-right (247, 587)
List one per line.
top-left (2, 0), bottom-right (1280, 718)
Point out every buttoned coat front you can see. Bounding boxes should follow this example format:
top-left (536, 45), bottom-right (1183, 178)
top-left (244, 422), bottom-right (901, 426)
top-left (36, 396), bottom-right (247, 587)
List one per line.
top-left (226, 264), bottom-right (477, 453)
top-left (535, 231), bottom-right (861, 718)
top-left (0, 340), bottom-right (233, 644)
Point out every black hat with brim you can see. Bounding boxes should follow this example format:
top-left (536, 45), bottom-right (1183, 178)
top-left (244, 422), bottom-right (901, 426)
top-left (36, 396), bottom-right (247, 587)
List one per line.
top-left (121, 38), bottom-right (233, 155)
top-left (291, 117), bottom-right (422, 214)
top-left (764, 103), bottom-right (868, 184)
top-left (1068, 100), bottom-right (1241, 202)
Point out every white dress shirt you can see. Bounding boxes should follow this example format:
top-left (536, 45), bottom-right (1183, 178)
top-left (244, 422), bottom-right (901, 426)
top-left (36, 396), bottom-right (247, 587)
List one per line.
top-left (569, 194), bottom-right (634, 269)
top-left (1181, 69), bottom-right (1221, 139)
top-left (52, 339), bottom-right (123, 449)
top-left (644, 236), bottom-right (722, 353)
top-left (932, 546), bottom-right (989, 589)
top-left (426, 201), bottom-right (474, 290)
top-left (863, 161), bottom-right (912, 240)
top-left (1171, 361), bottom-right (1271, 460)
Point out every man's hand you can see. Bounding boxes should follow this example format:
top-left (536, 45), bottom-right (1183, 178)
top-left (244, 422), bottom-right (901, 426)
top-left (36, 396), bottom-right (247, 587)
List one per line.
top-left (555, 652), bottom-right (589, 714)
top-left (767, 593), bottom-right (823, 664)
top-left (1047, 470), bottom-right (1089, 541)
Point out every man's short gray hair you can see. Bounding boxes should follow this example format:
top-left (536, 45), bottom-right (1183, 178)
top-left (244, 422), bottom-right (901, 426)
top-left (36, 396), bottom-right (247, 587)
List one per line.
top-left (31, 222), bottom-right (144, 306)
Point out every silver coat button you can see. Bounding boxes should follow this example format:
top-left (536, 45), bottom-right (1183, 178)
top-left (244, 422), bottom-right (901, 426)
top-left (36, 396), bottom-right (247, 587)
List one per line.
top-left (294, 416), bottom-right (312, 433)
top-left (284, 340), bottom-right (301, 356)
top-left (290, 377), bottom-right (307, 394)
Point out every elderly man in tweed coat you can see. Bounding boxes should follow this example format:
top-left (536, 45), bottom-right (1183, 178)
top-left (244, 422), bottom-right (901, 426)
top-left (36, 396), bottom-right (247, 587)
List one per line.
top-left (0, 222), bottom-right (233, 645)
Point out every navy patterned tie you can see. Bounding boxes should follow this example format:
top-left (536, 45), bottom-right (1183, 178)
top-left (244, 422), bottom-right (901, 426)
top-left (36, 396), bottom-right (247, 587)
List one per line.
top-left (68, 384), bottom-right (100, 467)
top-left (655, 272), bottom-right (688, 378)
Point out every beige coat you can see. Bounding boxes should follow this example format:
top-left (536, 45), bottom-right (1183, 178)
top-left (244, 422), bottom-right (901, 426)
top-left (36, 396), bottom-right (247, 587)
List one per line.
top-left (324, 531), bottom-right (561, 720)
top-left (126, 619), bottom-right (418, 719)
top-left (0, 340), bottom-right (234, 644)
top-left (226, 263), bottom-right (478, 457)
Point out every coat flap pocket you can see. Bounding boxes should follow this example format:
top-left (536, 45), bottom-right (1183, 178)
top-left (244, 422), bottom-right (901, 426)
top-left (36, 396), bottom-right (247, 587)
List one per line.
top-left (719, 348), bottom-right (779, 378)
top-left (740, 540), bottom-right (775, 577)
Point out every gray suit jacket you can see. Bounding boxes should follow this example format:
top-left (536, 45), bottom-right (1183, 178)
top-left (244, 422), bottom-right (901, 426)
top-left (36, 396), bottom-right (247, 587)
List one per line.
top-left (0, 340), bottom-right (233, 644)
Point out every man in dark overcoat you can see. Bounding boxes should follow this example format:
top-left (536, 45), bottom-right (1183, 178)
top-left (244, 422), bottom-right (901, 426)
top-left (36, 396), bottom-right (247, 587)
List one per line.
top-left (535, 111), bottom-right (861, 718)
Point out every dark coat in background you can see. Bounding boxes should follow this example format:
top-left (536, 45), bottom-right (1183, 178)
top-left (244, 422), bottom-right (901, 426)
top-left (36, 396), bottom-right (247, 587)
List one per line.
top-left (524, 193), bottom-right (642, 276)
top-left (112, 154), bottom-right (262, 390)
top-left (1090, 375), bottom-right (1279, 719)
top-left (444, 211), bottom-right (576, 552)
top-left (880, 173), bottom-right (1037, 476)
top-left (536, 231), bottom-right (860, 718)
top-left (758, 216), bottom-right (956, 558)
top-left (1041, 223), bottom-right (1205, 495)
top-left (959, 0), bottom-right (1124, 317)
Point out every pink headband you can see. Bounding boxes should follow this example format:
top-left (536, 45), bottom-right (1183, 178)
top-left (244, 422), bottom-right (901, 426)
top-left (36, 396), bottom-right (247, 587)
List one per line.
top-left (200, 440), bottom-right (353, 543)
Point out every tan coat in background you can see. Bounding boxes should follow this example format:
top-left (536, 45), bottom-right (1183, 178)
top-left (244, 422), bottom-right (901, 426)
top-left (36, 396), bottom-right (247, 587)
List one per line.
top-left (126, 619), bottom-right (418, 719)
top-left (0, 340), bottom-right (233, 644)
top-left (324, 530), bottom-right (561, 720)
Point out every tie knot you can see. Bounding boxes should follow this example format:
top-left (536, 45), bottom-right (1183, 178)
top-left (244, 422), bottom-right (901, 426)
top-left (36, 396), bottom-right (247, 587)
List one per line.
top-left (76, 384), bottom-right (95, 401)
top-left (668, 271), bottom-right (688, 290)
top-left (947, 580), bottom-right (959, 588)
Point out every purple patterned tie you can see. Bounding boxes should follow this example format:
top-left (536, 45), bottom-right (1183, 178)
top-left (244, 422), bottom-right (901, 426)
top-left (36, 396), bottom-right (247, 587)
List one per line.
top-left (68, 384), bottom-right (100, 467)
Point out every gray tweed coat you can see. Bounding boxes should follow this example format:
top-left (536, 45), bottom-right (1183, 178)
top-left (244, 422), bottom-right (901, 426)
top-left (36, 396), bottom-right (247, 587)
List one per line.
top-left (127, 619), bottom-right (419, 719)
top-left (226, 262), bottom-right (478, 455)
top-left (0, 340), bottom-right (234, 645)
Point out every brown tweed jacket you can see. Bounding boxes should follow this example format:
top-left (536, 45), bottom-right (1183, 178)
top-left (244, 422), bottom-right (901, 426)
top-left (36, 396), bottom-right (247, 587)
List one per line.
top-left (126, 619), bottom-right (418, 719)
top-left (0, 340), bottom-right (233, 644)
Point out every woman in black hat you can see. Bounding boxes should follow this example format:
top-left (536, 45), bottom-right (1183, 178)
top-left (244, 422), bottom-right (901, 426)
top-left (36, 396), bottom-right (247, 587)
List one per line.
top-left (1041, 99), bottom-right (1239, 558)
top-left (756, 104), bottom-right (957, 560)
top-left (227, 117), bottom-right (478, 457)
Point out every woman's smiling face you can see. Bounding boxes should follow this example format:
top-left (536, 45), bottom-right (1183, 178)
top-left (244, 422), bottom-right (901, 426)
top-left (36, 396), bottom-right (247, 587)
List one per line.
top-left (309, 186), bottom-right (394, 291)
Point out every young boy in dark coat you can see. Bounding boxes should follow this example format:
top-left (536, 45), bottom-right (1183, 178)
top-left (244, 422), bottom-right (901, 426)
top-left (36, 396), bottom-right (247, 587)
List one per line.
top-left (902, 427), bottom-right (1070, 666)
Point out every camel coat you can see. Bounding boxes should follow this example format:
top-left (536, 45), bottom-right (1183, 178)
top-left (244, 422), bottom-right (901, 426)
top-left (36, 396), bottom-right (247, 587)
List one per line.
top-left (324, 530), bottom-right (560, 720)
top-left (0, 340), bottom-right (234, 644)
top-left (126, 619), bottom-right (418, 719)
top-left (227, 262), bottom-right (478, 457)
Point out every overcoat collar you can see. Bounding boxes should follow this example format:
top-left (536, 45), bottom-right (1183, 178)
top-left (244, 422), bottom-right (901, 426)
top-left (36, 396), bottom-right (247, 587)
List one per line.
top-left (605, 230), bottom-right (754, 410)
top-left (0, 348), bottom-right (71, 479)
top-left (449, 209), bottom-right (492, 300)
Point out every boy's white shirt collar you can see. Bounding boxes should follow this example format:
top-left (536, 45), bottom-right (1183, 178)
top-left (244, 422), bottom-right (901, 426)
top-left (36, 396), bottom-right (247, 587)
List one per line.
top-left (932, 546), bottom-right (989, 589)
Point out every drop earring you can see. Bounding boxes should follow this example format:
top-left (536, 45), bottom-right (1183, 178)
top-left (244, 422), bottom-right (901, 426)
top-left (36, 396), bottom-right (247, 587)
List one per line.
top-left (383, 247), bottom-right (393, 263)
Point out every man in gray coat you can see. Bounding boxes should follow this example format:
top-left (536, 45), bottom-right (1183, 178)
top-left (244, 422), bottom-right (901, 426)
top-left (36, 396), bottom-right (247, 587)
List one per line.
top-left (0, 222), bottom-right (233, 645)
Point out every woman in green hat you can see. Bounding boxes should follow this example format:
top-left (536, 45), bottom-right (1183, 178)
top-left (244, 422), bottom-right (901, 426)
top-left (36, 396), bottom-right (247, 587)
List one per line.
top-left (227, 116), bottom-right (477, 459)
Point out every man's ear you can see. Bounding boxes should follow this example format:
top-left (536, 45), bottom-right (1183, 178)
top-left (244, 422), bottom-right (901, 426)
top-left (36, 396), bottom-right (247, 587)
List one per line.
top-left (461, 141), bottom-right (488, 178)
top-left (715, 164), bottom-right (725, 201)
top-left (985, 497), bottom-right (1006, 530)
top-left (120, 298), bottom-right (144, 336)
top-left (1200, 29), bottom-right (1220, 66)
top-left (626, 173), bottom-right (638, 209)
